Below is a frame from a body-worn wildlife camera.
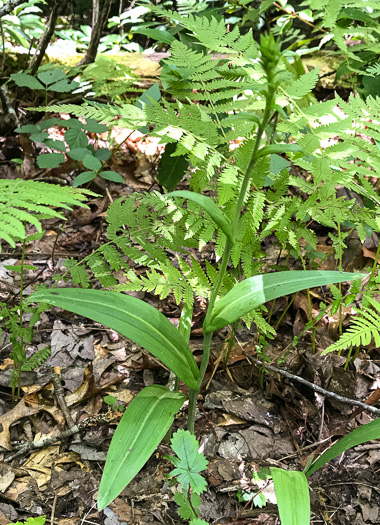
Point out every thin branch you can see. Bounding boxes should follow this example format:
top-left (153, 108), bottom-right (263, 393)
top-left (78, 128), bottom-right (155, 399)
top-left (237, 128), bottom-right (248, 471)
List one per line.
top-left (5, 414), bottom-right (113, 462)
top-left (51, 372), bottom-right (76, 428)
top-left (245, 355), bottom-right (380, 417)
top-left (0, 0), bottom-right (25, 18)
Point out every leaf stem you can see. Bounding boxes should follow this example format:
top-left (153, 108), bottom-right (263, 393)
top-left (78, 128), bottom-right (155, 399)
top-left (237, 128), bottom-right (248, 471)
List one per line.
top-left (187, 83), bottom-right (276, 432)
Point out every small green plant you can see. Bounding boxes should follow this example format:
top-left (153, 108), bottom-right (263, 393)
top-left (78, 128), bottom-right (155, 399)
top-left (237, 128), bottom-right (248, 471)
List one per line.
top-left (0, 179), bottom-right (94, 400)
top-left (29, 24), bottom-right (367, 516)
top-left (166, 429), bottom-right (209, 525)
top-left (0, 0), bottom-right (45, 51)
top-left (12, 68), bottom-right (124, 186)
top-left (27, 4), bottom-right (380, 524)
top-left (8, 517), bottom-right (46, 525)
top-left (103, 395), bottom-right (125, 412)
top-left (236, 467), bottom-right (271, 509)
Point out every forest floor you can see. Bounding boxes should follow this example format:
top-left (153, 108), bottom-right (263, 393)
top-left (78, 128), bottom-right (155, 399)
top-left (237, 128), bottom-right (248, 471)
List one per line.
top-left (0, 55), bottom-right (379, 525)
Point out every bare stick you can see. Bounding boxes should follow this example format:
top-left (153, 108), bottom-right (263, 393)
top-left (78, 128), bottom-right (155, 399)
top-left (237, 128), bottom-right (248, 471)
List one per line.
top-left (245, 355), bottom-right (380, 417)
top-left (5, 414), bottom-right (113, 462)
top-left (51, 371), bottom-right (76, 429)
top-left (0, 0), bottom-right (25, 18)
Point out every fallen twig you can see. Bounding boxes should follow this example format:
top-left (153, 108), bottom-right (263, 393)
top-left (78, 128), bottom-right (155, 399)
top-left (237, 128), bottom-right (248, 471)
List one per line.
top-left (5, 414), bottom-right (113, 462)
top-left (244, 355), bottom-right (380, 417)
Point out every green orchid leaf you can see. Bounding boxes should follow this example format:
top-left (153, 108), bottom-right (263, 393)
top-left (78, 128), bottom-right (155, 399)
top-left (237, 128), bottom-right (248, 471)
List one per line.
top-left (205, 271), bottom-right (364, 333)
top-left (98, 385), bottom-right (185, 509)
top-left (167, 191), bottom-right (234, 244)
top-left (271, 468), bottom-right (310, 525)
top-left (305, 418), bottom-right (380, 477)
top-left (29, 288), bottom-right (199, 389)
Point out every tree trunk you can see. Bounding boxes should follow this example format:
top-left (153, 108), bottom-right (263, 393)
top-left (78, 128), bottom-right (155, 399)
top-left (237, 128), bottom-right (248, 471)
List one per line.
top-left (29, 0), bottom-right (69, 75)
top-left (76, 0), bottom-right (114, 67)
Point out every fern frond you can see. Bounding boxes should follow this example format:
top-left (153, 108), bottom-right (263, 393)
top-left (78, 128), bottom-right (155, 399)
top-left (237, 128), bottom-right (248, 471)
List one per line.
top-left (22, 347), bottom-right (51, 371)
top-left (0, 180), bottom-right (94, 250)
top-left (63, 258), bottom-right (91, 288)
top-left (325, 298), bottom-right (380, 353)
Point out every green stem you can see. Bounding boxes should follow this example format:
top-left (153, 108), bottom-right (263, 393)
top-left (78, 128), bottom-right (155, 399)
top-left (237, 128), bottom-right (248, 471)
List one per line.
top-left (12, 234), bottom-right (26, 403)
top-left (187, 84), bottom-right (276, 433)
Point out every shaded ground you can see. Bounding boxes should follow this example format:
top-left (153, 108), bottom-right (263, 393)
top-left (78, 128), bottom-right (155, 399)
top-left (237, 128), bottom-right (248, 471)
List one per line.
top-left (0, 58), bottom-right (380, 525)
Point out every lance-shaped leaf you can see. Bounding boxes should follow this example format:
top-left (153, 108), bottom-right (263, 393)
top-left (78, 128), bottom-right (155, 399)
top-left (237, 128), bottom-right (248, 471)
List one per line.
top-left (305, 418), bottom-right (380, 477)
top-left (30, 289), bottom-right (199, 389)
top-left (271, 468), bottom-right (310, 525)
top-left (98, 385), bottom-right (186, 509)
top-left (205, 271), bottom-right (363, 333)
top-left (167, 190), bottom-right (234, 244)
top-left (255, 143), bottom-right (303, 158)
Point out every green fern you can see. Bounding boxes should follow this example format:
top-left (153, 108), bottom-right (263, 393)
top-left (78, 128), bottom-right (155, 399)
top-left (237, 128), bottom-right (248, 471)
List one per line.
top-left (21, 347), bottom-right (51, 371)
top-left (49, 6), bottom-right (380, 344)
top-left (0, 180), bottom-right (95, 249)
top-left (324, 297), bottom-right (380, 354)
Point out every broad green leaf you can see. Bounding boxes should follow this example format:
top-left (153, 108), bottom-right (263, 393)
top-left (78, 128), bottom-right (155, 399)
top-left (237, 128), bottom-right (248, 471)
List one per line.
top-left (15, 124), bottom-right (40, 133)
top-left (98, 385), bottom-right (185, 509)
top-left (69, 148), bottom-right (91, 161)
top-left (134, 28), bottom-right (175, 45)
top-left (39, 118), bottom-right (61, 130)
top-left (190, 520), bottom-right (209, 525)
top-left (73, 171), bottom-right (96, 187)
top-left (178, 302), bottom-right (193, 342)
top-left (95, 148), bottom-right (112, 161)
top-left (29, 288), bottom-right (199, 389)
top-left (43, 139), bottom-right (66, 152)
top-left (136, 82), bottom-right (161, 109)
top-left (30, 132), bottom-right (49, 142)
top-left (37, 153), bottom-right (65, 169)
top-left (305, 418), bottom-right (380, 477)
top-left (205, 271), bottom-right (364, 333)
top-left (50, 79), bottom-right (79, 92)
top-left (83, 119), bottom-right (108, 133)
top-left (38, 69), bottom-right (65, 85)
top-left (99, 171), bottom-right (125, 184)
top-left (11, 72), bottom-right (43, 90)
top-left (167, 429), bottom-right (208, 494)
top-left (83, 154), bottom-right (102, 171)
top-left (271, 468), bottom-right (310, 525)
top-left (65, 128), bottom-right (88, 149)
top-left (167, 191), bottom-right (234, 244)
top-left (157, 142), bottom-right (189, 191)
top-left (60, 118), bottom-right (83, 129)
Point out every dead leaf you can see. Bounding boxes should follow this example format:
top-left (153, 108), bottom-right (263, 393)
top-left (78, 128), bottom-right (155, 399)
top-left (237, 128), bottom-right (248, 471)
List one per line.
top-left (0, 399), bottom-right (41, 450)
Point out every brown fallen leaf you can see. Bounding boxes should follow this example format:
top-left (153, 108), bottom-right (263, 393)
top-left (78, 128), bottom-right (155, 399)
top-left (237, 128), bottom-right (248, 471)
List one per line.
top-left (0, 399), bottom-right (41, 450)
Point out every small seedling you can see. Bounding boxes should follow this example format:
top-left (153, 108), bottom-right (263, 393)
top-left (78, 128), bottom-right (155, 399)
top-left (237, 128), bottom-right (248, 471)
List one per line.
top-left (103, 395), bottom-right (125, 412)
top-left (8, 516), bottom-right (46, 525)
top-left (165, 429), bottom-right (209, 525)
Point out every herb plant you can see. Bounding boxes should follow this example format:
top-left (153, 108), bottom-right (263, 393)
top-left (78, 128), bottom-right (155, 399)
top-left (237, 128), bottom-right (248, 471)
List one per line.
top-left (12, 68), bottom-right (124, 186)
top-left (0, 179), bottom-right (94, 400)
top-left (25, 4), bottom-right (380, 523)
top-left (166, 429), bottom-right (209, 525)
top-left (29, 19), bottom-right (365, 512)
